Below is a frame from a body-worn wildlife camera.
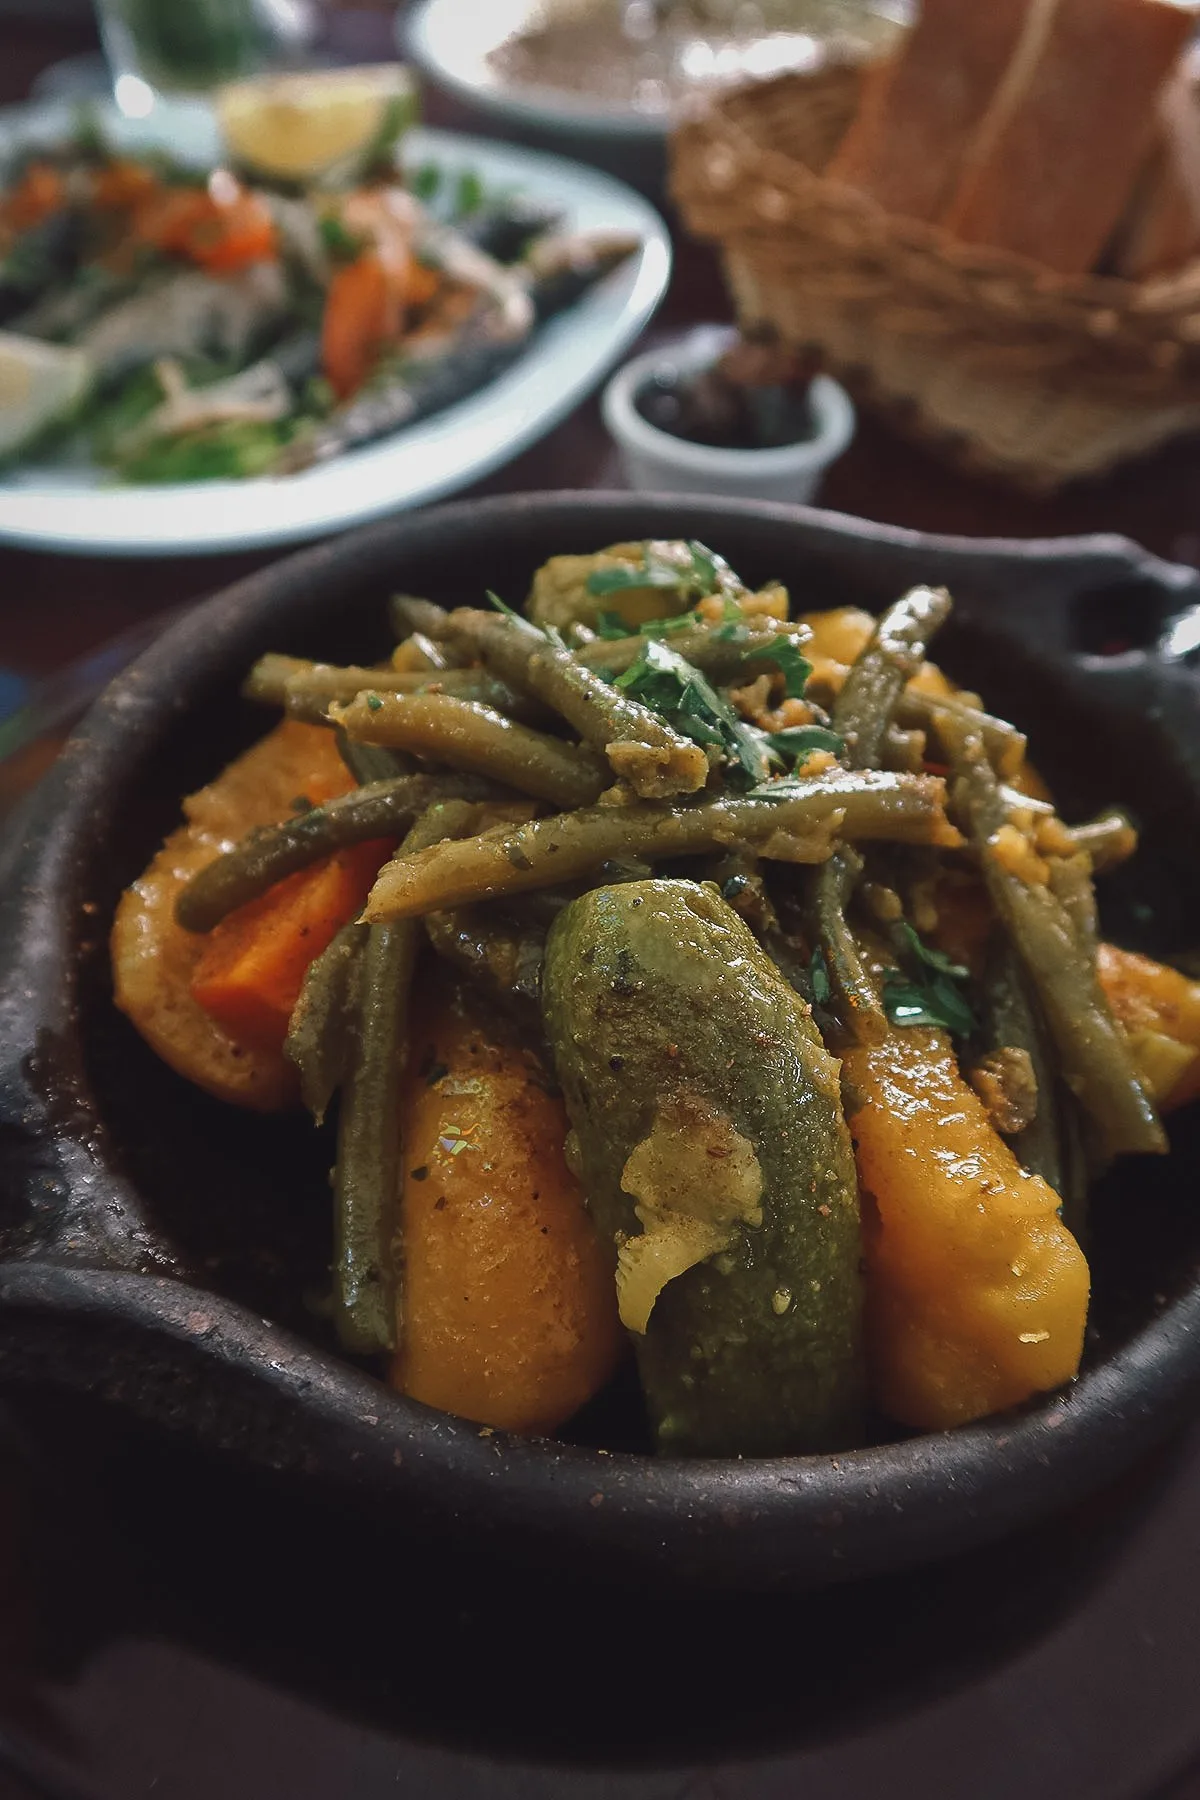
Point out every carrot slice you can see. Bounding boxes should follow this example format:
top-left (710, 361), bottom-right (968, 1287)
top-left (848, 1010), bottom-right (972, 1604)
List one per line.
top-left (3, 162), bottom-right (66, 231)
top-left (91, 159), bottom-right (161, 211)
top-left (321, 250), bottom-right (403, 399)
top-left (191, 837), bottom-right (393, 1052)
top-left (134, 178), bottom-right (277, 273)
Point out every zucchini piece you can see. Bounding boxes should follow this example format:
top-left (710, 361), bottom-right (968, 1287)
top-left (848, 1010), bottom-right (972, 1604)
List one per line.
top-left (542, 878), bottom-right (864, 1456)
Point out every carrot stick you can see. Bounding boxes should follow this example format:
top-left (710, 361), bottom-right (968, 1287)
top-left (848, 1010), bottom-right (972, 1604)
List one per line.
top-left (321, 251), bottom-right (403, 400)
top-left (190, 837), bottom-right (393, 1051)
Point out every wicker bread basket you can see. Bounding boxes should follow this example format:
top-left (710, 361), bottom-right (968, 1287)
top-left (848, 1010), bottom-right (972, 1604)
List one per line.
top-left (670, 66), bottom-right (1200, 490)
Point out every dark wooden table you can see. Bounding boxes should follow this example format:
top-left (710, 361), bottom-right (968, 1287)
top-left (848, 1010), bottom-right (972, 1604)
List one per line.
top-left (3, 13), bottom-right (1200, 1800)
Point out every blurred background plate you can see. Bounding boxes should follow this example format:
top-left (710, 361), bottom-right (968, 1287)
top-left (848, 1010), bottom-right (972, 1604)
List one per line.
top-left (404, 0), bottom-right (906, 198)
top-left (0, 99), bottom-right (670, 558)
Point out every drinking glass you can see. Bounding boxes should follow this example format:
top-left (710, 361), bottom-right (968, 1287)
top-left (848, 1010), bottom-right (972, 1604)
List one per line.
top-left (94, 0), bottom-right (317, 116)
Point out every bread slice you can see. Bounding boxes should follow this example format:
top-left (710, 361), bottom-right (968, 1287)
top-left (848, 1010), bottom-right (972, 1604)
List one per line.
top-left (1113, 45), bottom-right (1200, 277)
top-left (941, 0), bottom-right (1197, 274)
top-left (826, 0), bottom-right (1032, 222)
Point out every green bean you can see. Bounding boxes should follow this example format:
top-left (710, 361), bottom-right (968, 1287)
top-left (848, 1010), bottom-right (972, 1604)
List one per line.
top-left (833, 587), bottom-right (953, 769)
top-left (244, 654), bottom-right (540, 726)
top-left (499, 859), bottom-right (657, 929)
top-left (990, 789), bottom-right (1136, 871)
top-left (363, 771), bottom-right (961, 922)
top-left (404, 633), bottom-right (451, 672)
top-left (805, 847), bottom-right (888, 1044)
top-left (389, 594), bottom-right (452, 640)
top-left (333, 801), bottom-right (483, 1356)
top-left (705, 850), bottom-right (780, 936)
top-left (424, 906), bottom-right (545, 1031)
top-left (285, 921), bottom-right (368, 1124)
top-left (175, 772), bottom-right (499, 933)
top-left (1047, 851), bottom-right (1099, 956)
top-left (576, 621), bottom-right (813, 682)
top-left (939, 713), bottom-right (1165, 1159)
top-left (880, 724), bottom-right (927, 774)
top-left (759, 925), bottom-right (821, 1007)
top-left (335, 728), bottom-right (413, 787)
top-left (977, 942), bottom-right (1092, 1237)
top-left (978, 944), bottom-right (1057, 1181)
top-left (899, 689), bottom-right (1025, 779)
top-left (1068, 809), bottom-right (1138, 872)
top-left (332, 690), bottom-right (607, 809)
top-left (448, 610), bottom-right (709, 799)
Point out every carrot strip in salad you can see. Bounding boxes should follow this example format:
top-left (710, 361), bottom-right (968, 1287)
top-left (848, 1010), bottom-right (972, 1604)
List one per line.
top-left (134, 175), bottom-right (277, 273)
top-left (3, 162), bottom-right (66, 231)
top-left (321, 249), bottom-right (405, 399)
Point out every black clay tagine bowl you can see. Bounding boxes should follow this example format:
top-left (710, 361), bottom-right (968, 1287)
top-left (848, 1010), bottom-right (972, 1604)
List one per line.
top-left (2, 491), bottom-right (1200, 1594)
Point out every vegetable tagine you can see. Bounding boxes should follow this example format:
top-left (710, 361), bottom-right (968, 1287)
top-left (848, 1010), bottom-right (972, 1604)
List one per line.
top-left (111, 539), bottom-right (1200, 1455)
top-left (0, 97), bottom-right (638, 481)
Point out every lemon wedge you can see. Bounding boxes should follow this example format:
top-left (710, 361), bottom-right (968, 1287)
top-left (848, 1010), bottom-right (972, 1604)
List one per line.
top-left (0, 332), bottom-right (91, 461)
top-left (215, 64), bottom-right (418, 184)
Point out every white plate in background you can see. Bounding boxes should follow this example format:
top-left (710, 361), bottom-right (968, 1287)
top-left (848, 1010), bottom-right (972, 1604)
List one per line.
top-left (0, 99), bottom-right (671, 556)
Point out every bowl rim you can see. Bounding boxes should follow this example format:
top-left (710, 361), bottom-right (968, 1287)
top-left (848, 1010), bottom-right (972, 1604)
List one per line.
top-left (404, 0), bottom-right (671, 139)
top-left (4, 488), bottom-right (1200, 1587)
top-left (602, 325), bottom-right (857, 474)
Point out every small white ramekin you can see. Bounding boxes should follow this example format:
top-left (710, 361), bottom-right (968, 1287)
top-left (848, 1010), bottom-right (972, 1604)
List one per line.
top-left (602, 325), bottom-right (856, 504)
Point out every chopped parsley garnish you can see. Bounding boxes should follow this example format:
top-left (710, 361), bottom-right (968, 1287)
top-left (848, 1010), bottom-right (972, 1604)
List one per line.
top-left (454, 167), bottom-right (486, 217)
top-left (584, 540), bottom-right (728, 601)
top-left (593, 609), bottom-right (696, 641)
top-left (809, 944), bottom-right (832, 1006)
top-left (764, 725), bottom-right (844, 765)
top-left (410, 160), bottom-right (442, 203)
top-left (615, 638), bottom-right (773, 783)
top-left (757, 636), bottom-right (811, 700)
top-left (365, 692), bottom-right (383, 712)
top-left (882, 924), bottom-right (977, 1038)
top-left (710, 613), bottom-right (815, 700)
top-left (318, 213), bottom-right (368, 265)
top-left (485, 588), bottom-right (565, 646)
top-left (746, 774), bottom-right (816, 801)
top-left (486, 587), bottom-right (524, 624)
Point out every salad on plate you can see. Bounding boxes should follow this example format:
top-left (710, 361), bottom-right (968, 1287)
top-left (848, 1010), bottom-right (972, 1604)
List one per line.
top-left (0, 67), bottom-right (640, 485)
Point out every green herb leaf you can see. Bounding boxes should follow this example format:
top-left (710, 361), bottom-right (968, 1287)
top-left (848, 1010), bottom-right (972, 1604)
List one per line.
top-left (584, 539), bottom-right (729, 601)
top-left (585, 562), bottom-right (691, 599)
top-left (593, 609), bottom-right (697, 641)
top-left (746, 775), bottom-right (814, 801)
top-left (487, 588), bottom-right (556, 643)
top-left (759, 635), bottom-right (812, 699)
top-left (454, 167), bottom-right (486, 217)
top-left (896, 921), bottom-right (970, 981)
top-left (318, 213), bottom-right (368, 265)
top-left (358, 91), bottom-right (418, 182)
top-left (687, 539), bottom-right (720, 592)
top-left (882, 971), bottom-right (977, 1038)
top-left (764, 725), bottom-right (844, 765)
top-left (615, 638), bottom-right (772, 782)
top-left (809, 944), bottom-right (832, 1006)
top-left (410, 160), bottom-right (442, 203)
top-left (881, 925), bottom-right (977, 1037)
top-left (486, 588), bottom-right (532, 628)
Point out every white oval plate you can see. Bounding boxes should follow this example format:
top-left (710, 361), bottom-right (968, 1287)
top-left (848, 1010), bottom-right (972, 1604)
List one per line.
top-left (0, 99), bottom-right (671, 557)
